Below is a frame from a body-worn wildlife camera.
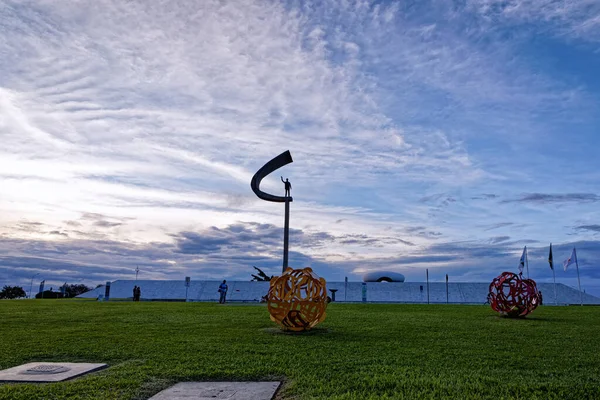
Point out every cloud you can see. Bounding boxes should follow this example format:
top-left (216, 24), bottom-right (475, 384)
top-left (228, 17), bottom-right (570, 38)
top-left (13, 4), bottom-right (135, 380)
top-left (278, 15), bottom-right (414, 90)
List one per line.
top-left (173, 223), bottom-right (328, 255)
top-left (576, 225), bottom-right (600, 232)
top-left (503, 193), bottom-right (600, 204)
top-left (466, 0), bottom-right (600, 44)
top-left (489, 236), bottom-right (511, 244)
top-left (484, 222), bottom-right (514, 231)
top-left (93, 221), bottom-right (122, 228)
top-left (419, 194), bottom-right (457, 206)
top-left (337, 234), bottom-right (414, 247)
top-left (472, 194), bottom-right (499, 200)
top-left (81, 213), bottom-right (107, 221)
top-left (15, 221), bottom-right (45, 233)
top-left (172, 222), bottom-right (416, 256)
top-left (403, 227), bottom-right (442, 238)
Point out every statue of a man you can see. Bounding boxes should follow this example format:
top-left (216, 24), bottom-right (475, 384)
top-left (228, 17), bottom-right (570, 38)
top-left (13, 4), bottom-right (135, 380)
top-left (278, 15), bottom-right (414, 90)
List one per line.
top-left (281, 176), bottom-right (292, 197)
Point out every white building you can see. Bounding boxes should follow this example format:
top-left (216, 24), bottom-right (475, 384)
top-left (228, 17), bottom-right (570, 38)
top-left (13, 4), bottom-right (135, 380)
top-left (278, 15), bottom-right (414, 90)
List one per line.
top-left (79, 279), bottom-right (600, 305)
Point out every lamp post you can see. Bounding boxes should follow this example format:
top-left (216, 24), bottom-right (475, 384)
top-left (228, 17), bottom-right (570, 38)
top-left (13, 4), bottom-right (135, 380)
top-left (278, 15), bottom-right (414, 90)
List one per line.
top-left (29, 273), bottom-right (39, 299)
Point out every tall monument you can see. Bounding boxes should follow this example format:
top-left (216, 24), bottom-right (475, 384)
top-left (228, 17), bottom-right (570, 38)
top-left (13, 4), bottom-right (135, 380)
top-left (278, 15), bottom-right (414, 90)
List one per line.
top-left (250, 150), bottom-right (293, 272)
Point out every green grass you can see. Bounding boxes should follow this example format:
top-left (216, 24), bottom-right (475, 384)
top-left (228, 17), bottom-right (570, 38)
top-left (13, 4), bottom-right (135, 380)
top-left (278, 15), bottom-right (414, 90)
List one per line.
top-left (1, 301), bottom-right (600, 399)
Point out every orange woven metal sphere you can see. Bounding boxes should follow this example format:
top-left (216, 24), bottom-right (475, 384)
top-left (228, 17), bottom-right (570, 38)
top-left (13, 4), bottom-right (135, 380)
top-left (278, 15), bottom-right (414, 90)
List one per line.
top-left (266, 267), bottom-right (328, 331)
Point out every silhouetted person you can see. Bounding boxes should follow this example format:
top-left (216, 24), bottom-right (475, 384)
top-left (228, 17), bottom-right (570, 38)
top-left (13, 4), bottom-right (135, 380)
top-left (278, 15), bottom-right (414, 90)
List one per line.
top-left (133, 285), bottom-right (137, 301)
top-left (135, 286), bottom-right (141, 301)
top-left (218, 280), bottom-right (228, 304)
top-left (539, 291), bottom-right (543, 305)
top-left (281, 176), bottom-right (291, 197)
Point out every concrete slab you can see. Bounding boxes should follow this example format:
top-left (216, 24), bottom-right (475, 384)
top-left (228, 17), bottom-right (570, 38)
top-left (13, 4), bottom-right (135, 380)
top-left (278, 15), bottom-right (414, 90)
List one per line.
top-left (0, 362), bottom-right (107, 383)
top-left (149, 382), bottom-right (280, 400)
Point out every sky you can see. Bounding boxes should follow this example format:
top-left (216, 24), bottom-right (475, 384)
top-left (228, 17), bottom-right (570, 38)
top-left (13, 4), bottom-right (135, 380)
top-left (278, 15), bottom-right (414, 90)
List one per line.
top-left (1, 0), bottom-right (600, 296)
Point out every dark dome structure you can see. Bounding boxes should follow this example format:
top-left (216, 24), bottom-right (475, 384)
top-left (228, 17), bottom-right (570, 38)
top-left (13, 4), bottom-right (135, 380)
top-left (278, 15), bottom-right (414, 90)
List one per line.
top-left (362, 271), bottom-right (405, 283)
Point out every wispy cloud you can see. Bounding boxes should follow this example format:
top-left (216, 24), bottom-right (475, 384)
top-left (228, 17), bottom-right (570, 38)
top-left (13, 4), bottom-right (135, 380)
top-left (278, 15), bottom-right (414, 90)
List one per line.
top-left (467, 0), bottom-right (600, 44)
top-left (576, 225), bottom-right (600, 233)
top-left (503, 193), bottom-right (600, 204)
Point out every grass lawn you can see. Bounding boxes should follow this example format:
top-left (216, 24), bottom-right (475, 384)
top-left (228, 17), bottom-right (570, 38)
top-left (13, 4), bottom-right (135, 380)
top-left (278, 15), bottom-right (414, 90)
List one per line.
top-left (1, 301), bottom-right (600, 399)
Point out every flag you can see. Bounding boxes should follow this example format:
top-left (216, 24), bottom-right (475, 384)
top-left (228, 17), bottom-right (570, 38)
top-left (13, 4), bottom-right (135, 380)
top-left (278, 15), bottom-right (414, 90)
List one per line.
top-left (518, 246), bottom-right (527, 274)
top-left (548, 244), bottom-right (554, 271)
top-left (563, 248), bottom-right (578, 271)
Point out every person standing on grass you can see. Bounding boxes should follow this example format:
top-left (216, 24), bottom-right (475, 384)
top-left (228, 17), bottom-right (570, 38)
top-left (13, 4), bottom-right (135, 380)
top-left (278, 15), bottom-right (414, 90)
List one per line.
top-left (218, 280), bottom-right (228, 304)
top-left (133, 285), bottom-right (138, 301)
top-left (136, 286), bottom-right (141, 301)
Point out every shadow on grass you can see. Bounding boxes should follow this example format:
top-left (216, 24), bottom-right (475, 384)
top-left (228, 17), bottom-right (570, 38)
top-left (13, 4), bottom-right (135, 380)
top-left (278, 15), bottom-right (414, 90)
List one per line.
top-left (487, 315), bottom-right (568, 322)
top-left (261, 327), bottom-right (331, 336)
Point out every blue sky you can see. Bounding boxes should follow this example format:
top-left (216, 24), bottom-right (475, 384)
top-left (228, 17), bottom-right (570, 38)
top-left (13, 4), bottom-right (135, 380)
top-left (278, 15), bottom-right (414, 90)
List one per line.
top-left (1, 0), bottom-right (599, 295)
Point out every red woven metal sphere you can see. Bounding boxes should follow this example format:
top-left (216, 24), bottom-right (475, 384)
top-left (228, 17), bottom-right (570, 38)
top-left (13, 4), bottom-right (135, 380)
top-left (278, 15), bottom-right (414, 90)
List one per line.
top-left (488, 272), bottom-right (540, 317)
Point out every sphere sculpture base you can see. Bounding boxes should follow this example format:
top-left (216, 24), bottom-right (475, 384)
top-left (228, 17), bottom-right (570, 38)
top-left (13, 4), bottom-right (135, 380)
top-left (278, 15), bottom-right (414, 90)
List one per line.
top-left (267, 267), bottom-right (328, 331)
top-left (489, 271), bottom-right (540, 317)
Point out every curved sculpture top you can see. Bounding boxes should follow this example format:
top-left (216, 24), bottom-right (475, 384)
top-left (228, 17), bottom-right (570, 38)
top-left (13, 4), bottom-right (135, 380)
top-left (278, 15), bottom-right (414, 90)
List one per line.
top-left (250, 150), bottom-right (293, 203)
top-left (362, 271), bottom-right (406, 283)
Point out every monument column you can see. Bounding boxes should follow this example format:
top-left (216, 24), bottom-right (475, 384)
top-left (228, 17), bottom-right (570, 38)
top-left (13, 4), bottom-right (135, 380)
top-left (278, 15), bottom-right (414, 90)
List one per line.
top-left (283, 198), bottom-right (290, 271)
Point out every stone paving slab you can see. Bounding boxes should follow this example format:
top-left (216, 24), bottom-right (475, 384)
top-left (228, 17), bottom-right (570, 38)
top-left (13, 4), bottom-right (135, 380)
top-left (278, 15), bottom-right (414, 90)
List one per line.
top-left (149, 382), bottom-right (281, 400)
top-left (0, 362), bottom-right (107, 383)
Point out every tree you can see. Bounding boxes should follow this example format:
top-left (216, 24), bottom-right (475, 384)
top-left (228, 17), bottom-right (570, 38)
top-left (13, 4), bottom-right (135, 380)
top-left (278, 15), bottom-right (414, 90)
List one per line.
top-left (63, 284), bottom-right (92, 298)
top-left (251, 266), bottom-right (273, 282)
top-left (0, 285), bottom-right (27, 299)
top-left (35, 290), bottom-right (63, 299)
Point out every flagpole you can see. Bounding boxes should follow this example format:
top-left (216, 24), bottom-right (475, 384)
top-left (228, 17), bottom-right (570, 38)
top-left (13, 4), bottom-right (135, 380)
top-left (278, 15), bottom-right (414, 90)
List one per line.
top-left (552, 268), bottom-right (558, 305)
top-left (550, 244), bottom-right (557, 305)
top-left (445, 274), bottom-right (449, 304)
top-left (525, 246), bottom-right (529, 278)
top-left (552, 264), bottom-right (557, 305)
top-left (426, 268), bottom-right (429, 305)
top-left (575, 250), bottom-right (582, 306)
